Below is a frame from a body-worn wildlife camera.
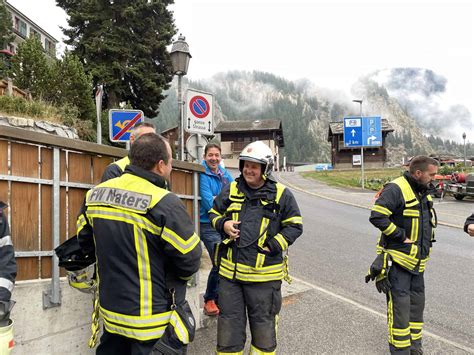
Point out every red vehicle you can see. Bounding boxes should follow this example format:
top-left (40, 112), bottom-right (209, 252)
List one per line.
top-left (442, 172), bottom-right (474, 200)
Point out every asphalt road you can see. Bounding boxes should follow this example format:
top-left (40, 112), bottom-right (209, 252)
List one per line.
top-left (189, 173), bottom-right (474, 354)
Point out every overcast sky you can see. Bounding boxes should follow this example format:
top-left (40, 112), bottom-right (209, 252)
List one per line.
top-left (8, 0), bottom-right (474, 140)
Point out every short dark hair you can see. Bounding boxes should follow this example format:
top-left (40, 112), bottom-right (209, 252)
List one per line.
top-left (204, 142), bottom-right (221, 155)
top-left (409, 156), bottom-right (439, 174)
top-left (130, 133), bottom-right (170, 171)
top-left (130, 122), bottom-right (156, 139)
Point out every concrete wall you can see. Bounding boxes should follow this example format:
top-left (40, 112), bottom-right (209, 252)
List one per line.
top-left (11, 277), bottom-right (203, 355)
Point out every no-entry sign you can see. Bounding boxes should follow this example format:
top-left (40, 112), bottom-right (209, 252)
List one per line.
top-left (185, 89), bottom-right (214, 135)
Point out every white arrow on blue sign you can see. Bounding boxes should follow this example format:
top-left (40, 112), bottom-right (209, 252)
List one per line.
top-left (344, 116), bottom-right (382, 148)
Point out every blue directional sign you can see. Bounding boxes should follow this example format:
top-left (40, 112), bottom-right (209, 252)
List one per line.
top-left (344, 116), bottom-right (382, 147)
top-left (109, 109), bottom-right (144, 142)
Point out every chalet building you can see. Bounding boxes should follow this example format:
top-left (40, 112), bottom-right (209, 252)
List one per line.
top-left (1, 1), bottom-right (58, 58)
top-left (214, 119), bottom-right (285, 170)
top-left (327, 119), bottom-right (394, 169)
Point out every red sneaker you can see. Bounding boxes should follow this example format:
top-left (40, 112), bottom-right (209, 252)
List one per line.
top-left (204, 300), bottom-right (219, 316)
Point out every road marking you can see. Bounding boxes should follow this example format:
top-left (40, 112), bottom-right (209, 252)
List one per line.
top-left (292, 276), bottom-right (474, 354)
top-left (276, 173), bottom-right (463, 230)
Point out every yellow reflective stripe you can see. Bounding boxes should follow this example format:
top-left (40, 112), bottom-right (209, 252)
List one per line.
top-left (211, 216), bottom-right (223, 229)
top-left (100, 307), bottom-right (172, 326)
top-left (114, 156), bottom-right (130, 171)
top-left (135, 226), bottom-right (152, 316)
top-left (229, 182), bottom-right (245, 201)
top-left (161, 228), bottom-right (200, 255)
top-left (227, 247), bottom-right (232, 261)
top-left (410, 322), bottom-right (423, 330)
top-left (169, 310), bottom-right (189, 344)
top-left (103, 318), bottom-right (166, 341)
top-left (256, 253), bottom-right (266, 268)
top-left (281, 216), bottom-right (303, 225)
top-left (209, 208), bottom-right (223, 217)
top-left (227, 202), bottom-right (242, 212)
top-left (372, 205), bottom-right (392, 216)
top-left (387, 290), bottom-right (395, 344)
top-left (76, 214), bottom-right (88, 233)
top-left (392, 177), bottom-right (418, 208)
top-left (250, 344), bottom-right (275, 355)
top-left (403, 209), bottom-right (420, 217)
top-left (405, 200), bottom-right (419, 208)
top-left (392, 328), bottom-right (410, 336)
top-left (386, 250), bottom-right (418, 270)
top-left (383, 223), bottom-right (396, 235)
top-left (232, 212), bottom-right (239, 221)
top-left (220, 258), bottom-right (284, 274)
top-left (86, 207), bottom-right (162, 235)
top-left (392, 339), bottom-right (411, 347)
top-left (411, 332), bottom-right (422, 340)
top-left (258, 218), bottom-right (270, 247)
top-left (410, 218), bottom-right (419, 241)
top-left (274, 233), bottom-right (288, 251)
top-left (217, 351), bottom-right (243, 355)
top-left (275, 183), bottom-right (285, 204)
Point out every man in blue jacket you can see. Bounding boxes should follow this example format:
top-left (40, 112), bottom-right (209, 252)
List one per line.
top-left (200, 143), bottom-right (233, 316)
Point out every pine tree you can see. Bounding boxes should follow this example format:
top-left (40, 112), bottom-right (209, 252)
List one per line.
top-left (56, 0), bottom-right (176, 117)
top-left (10, 37), bottom-right (51, 98)
top-left (49, 52), bottom-right (95, 121)
top-left (0, 0), bottom-right (13, 49)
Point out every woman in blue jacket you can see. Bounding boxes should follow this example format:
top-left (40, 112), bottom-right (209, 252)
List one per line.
top-left (200, 143), bottom-right (233, 316)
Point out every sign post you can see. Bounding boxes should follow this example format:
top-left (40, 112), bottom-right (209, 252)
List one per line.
top-left (109, 109), bottom-right (144, 144)
top-left (343, 116), bottom-right (382, 189)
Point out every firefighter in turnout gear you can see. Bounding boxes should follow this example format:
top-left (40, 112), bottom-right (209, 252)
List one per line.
top-left (100, 122), bottom-right (156, 182)
top-left (0, 202), bottom-right (16, 355)
top-left (209, 141), bottom-right (303, 355)
top-left (76, 133), bottom-right (201, 354)
top-left (368, 156), bottom-right (439, 355)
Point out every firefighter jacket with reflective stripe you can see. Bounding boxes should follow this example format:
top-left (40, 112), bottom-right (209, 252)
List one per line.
top-left (209, 177), bottom-right (303, 283)
top-left (369, 172), bottom-right (436, 273)
top-left (100, 156), bottom-right (130, 182)
top-left (0, 202), bottom-right (16, 302)
top-left (77, 165), bottom-right (202, 341)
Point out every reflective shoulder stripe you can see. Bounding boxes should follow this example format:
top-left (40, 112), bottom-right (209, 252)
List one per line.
top-left (372, 205), bottom-right (392, 216)
top-left (392, 177), bottom-right (418, 207)
top-left (275, 183), bottom-right (286, 204)
top-left (114, 156), bottom-right (130, 172)
top-left (0, 277), bottom-right (14, 293)
top-left (0, 235), bottom-right (12, 247)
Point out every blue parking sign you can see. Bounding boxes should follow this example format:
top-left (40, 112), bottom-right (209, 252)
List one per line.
top-left (344, 116), bottom-right (382, 147)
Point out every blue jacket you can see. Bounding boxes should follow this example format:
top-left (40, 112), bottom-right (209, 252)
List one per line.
top-left (200, 160), bottom-right (233, 223)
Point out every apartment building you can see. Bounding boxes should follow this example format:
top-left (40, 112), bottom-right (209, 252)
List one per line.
top-left (2, 1), bottom-right (58, 58)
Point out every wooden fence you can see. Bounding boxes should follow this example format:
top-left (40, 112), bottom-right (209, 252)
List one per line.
top-left (0, 125), bottom-right (204, 306)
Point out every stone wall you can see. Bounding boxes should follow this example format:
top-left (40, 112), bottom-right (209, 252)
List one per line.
top-left (0, 115), bottom-right (78, 139)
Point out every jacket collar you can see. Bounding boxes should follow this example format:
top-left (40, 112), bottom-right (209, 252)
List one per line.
top-left (403, 171), bottom-right (427, 194)
top-left (124, 165), bottom-right (168, 190)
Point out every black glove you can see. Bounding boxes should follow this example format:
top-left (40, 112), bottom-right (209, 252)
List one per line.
top-left (365, 253), bottom-right (392, 294)
top-left (375, 277), bottom-right (392, 294)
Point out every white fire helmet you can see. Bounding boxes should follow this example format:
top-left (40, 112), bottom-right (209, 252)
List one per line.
top-left (239, 141), bottom-right (274, 177)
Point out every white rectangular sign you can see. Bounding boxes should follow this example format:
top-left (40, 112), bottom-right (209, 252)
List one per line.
top-left (185, 88), bottom-right (214, 135)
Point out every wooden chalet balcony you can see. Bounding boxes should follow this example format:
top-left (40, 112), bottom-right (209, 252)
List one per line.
top-left (231, 141), bottom-right (248, 152)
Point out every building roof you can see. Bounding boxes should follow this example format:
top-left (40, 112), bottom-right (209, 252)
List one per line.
top-left (327, 118), bottom-right (394, 141)
top-left (215, 119), bottom-right (282, 133)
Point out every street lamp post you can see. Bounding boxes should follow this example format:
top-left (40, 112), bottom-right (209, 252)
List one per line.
top-left (353, 99), bottom-right (364, 189)
top-left (170, 35), bottom-right (192, 161)
top-left (463, 132), bottom-right (467, 167)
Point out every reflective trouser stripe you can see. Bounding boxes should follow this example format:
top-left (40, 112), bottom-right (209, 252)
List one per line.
top-left (216, 352), bottom-right (243, 355)
top-left (249, 344), bottom-right (275, 354)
